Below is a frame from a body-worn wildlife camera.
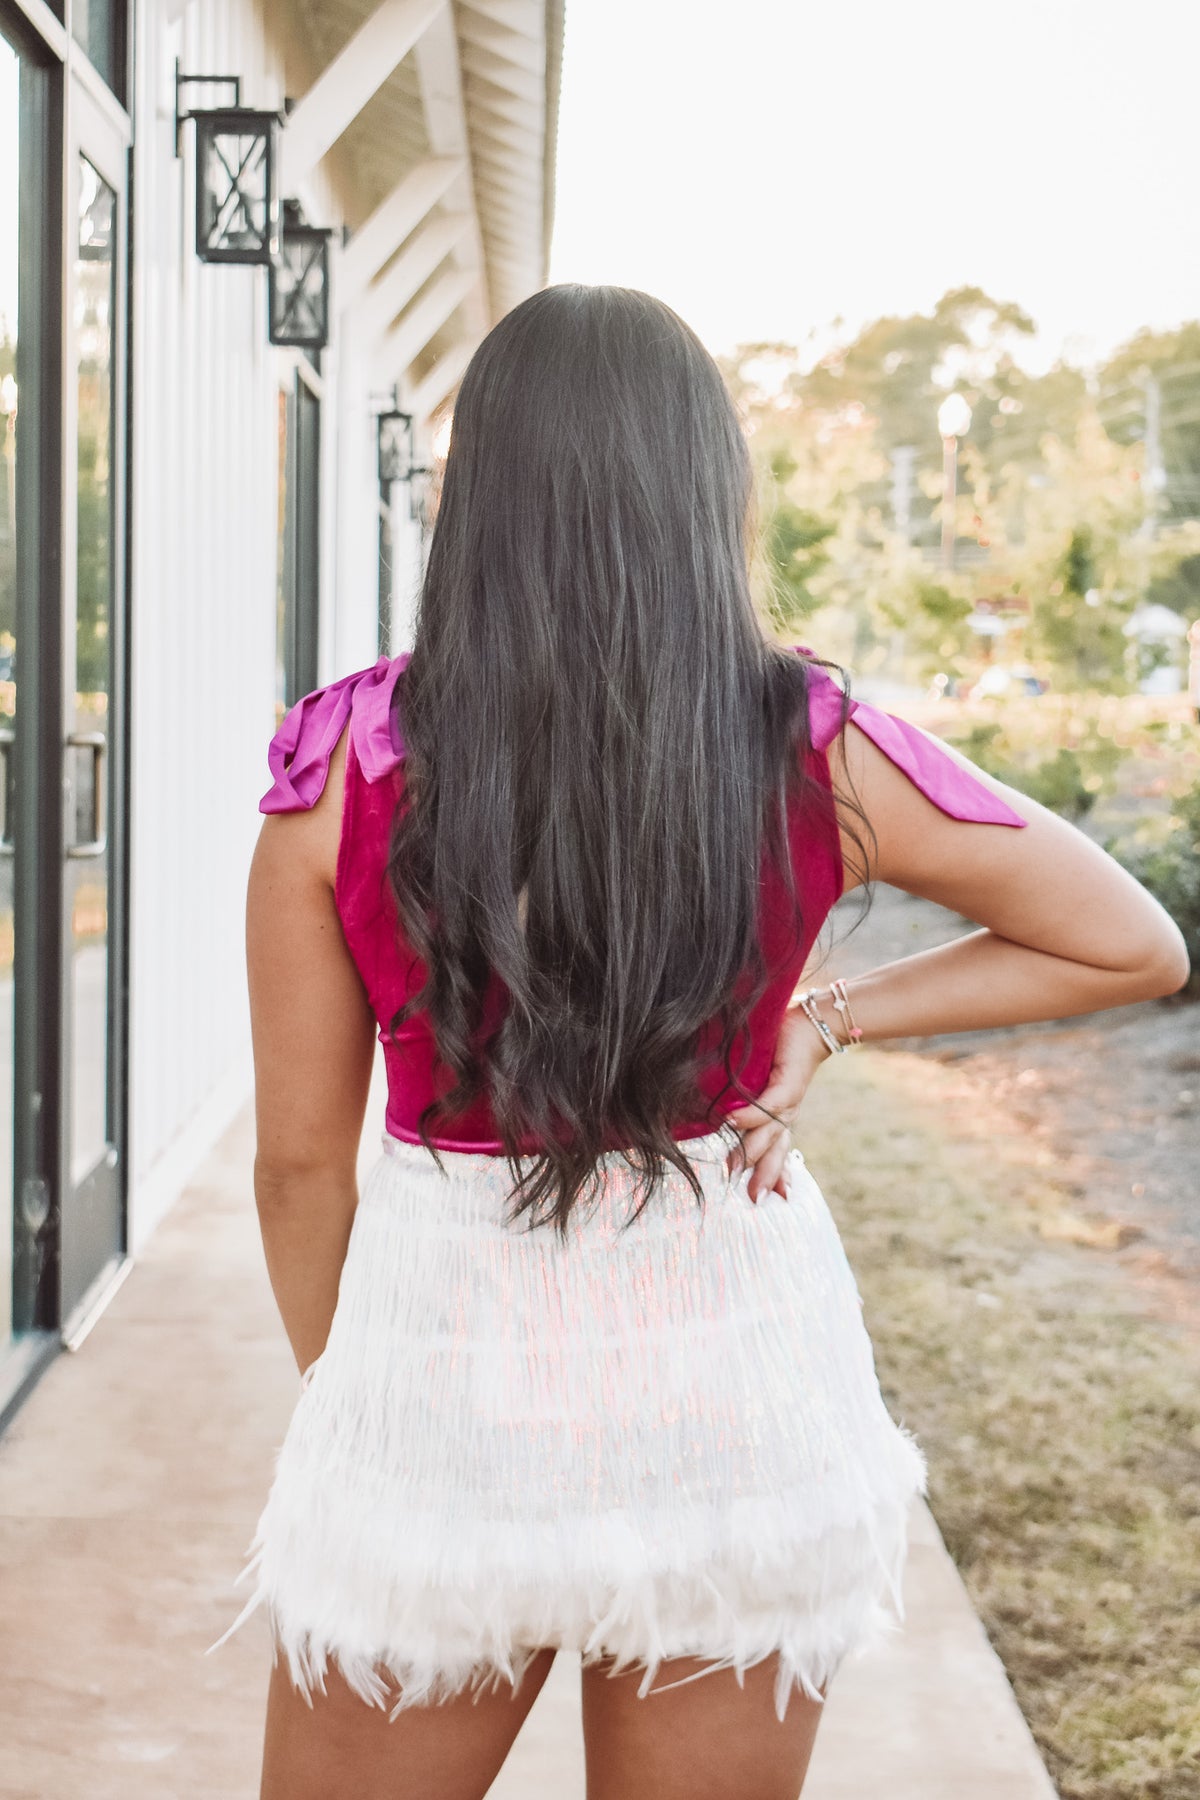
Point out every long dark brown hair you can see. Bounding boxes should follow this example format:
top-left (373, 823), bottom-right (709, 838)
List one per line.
top-left (387, 284), bottom-right (851, 1231)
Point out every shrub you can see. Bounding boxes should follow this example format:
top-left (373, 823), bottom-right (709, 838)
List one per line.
top-left (1015, 747), bottom-right (1098, 817)
top-left (1109, 782), bottom-right (1200, 994)
top-left (943, 724), bottom-right (1107, 820)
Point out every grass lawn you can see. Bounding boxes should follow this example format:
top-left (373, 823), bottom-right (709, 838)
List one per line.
top-left (801, 1047), bottom-right (1200, 1800)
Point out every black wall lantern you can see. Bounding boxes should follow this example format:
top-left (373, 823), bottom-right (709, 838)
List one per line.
top-left (269, 202), bottom-right (333, 350)
top-left (175, 61), bottom-right (281, 265)
top-left (377, 408), bottom-right (433, 524)
top-left (377, 409), bottom-right (415, 488)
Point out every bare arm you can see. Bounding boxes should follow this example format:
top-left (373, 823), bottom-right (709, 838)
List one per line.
top-left (245, 727), bottom-right (376, 1375)
top-left (829, 717), bottom-right (1189, 1028)
top-left (729, 719), bottom-right (1189, 1197)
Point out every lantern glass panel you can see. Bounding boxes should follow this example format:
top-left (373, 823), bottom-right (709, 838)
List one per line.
top-left (378, 413), bottom-right (413, 486)
top-left (269, 226), bottom-right (331, 349)
top-left (194, 110), bottom-right (278, 264)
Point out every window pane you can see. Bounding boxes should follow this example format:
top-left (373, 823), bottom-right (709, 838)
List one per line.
top-left (72, 0), bottom-right (124, 101)
top-left (69, 156), bottom-right (115, 1185)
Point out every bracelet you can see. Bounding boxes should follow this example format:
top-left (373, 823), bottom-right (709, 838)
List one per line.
top-left (796, 988), bottom-right (847, 1058)
top-left (829, 977), bottom-right (864, 1044)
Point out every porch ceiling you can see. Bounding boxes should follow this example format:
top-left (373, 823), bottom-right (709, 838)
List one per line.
top-left (283, 0), bottom-right (563, 410)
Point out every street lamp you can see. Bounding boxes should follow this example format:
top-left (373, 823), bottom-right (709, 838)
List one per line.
top-left (937, 393), bottom-right (972, 572)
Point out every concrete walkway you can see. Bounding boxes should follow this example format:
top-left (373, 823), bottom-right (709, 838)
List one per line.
top-left (0, 1091), bottom-right (1059, 1799)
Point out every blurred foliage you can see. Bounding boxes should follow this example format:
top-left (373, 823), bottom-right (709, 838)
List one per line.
top-left (75, 398), bottom-right (111, 697)
top-left (797, 285), bottom-right (1036, 456)
top-left (723, 292), bottom-right (1200, 690)
top-left (0, 327), bottom-right (12, 651)
top-left (1108, 779), bottom-right (1200, 994)
top-left (941, 716), bottom-right (1122, 820)
top-left (1147, 549), bottom-right (1200, 620)
top-left (996, 415), bottom-right (1161, 691)
top-left (934, 691), bottom-right (1197, 982)
top-left (750, 445), bottom-right (836, 631)
top-left (1100, 321), bottom-right (1200, 528)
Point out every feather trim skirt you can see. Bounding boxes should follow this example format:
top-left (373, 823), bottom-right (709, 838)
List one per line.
top-left (208, 1129), bottom-right (926, 1723)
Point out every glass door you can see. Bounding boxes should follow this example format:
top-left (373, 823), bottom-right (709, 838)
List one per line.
top-left (0, 29), bottom-right (22, 1355)
top-left (59, 77), bottom-right (128, 1332)
top-left (0, 17), bottom-right (57, 1386)
top-left (0, 5), bottom-right (130, 1417)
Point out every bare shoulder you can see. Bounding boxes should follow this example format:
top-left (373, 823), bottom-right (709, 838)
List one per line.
top-left (823, 712), bottom-right (1041, 892)
top-left (251, 720), bottom-right (349, 895)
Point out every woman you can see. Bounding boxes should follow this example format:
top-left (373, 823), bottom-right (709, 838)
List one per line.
top-left (215, 286), bottom-right (1188, 1800)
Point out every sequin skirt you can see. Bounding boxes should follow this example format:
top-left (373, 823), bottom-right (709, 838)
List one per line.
top-left (208, 1129), bottom-right (926, 1723)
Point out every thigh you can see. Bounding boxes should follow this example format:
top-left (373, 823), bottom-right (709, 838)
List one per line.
top-left (581, 1654), bottom-right (824, 1800)
top-left (260, 1648), bottom-right (557, 1800)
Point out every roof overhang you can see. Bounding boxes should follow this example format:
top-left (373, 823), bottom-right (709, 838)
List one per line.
top-left (276, 0), bottom-right (563, 421)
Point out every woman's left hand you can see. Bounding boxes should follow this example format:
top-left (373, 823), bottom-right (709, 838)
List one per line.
top-left (725, 1003), bottom-right (831, 1200)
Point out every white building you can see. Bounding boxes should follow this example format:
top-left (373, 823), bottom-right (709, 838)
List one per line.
top-left (0, 0), bottom-right (563, 1425)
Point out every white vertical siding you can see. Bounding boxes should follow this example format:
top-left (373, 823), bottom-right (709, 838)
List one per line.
top-left (333, 332), bottom-right (389, 670)
top-left (127, 0), bottom-right (423, 1248)
top-left (387, 482), bottom-right (426, 652)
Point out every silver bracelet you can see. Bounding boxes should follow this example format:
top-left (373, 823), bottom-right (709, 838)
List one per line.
top-left (829, 977), bottom-right (864, 1045)
top-left (797, 988), bottom-right (847, 1057)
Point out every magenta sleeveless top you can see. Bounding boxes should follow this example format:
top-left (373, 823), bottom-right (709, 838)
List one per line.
top-left (261, 650), bottom-right (1025, 1153)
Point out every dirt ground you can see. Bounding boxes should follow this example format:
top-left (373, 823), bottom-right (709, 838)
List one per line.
top-left (802, 1047), bottom-right (1200, 1800)
top-left (816, 885), bottom-right (1200, 1294)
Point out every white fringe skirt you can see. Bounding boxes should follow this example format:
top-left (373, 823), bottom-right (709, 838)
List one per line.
top-left (209, 1129), bottom-right (926, 1723)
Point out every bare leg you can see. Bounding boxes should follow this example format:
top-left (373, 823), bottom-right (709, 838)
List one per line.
top-left (260, 1648), bottom-right (557, 1800)
top-left (582, 1654), bottom-right (824, 1800)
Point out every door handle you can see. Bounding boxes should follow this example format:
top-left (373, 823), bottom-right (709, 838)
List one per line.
top-left (0, 728), bottom-right (12, 859)
top-left (66, 731), bottom-right (106, 859)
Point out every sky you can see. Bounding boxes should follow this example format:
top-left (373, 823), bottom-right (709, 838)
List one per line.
top-left (548, 0), bottom-right (1200, 374)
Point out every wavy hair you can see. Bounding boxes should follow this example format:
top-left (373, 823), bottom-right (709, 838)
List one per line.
top-left (387, 284), bottom-right (853, 1232)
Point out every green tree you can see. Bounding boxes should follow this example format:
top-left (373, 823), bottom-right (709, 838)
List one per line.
top-left (884, 573), bottom-right (974, 676)
top-left (799, 287), bottom-right (1035, 450)
top-left (723, 296), bottom-right (1200, 691)
top-left (991, 412), bottom-right (1148, 688)
top-left (1099, 323), bottom-right (1200, 530)
top-left (751, 446), bottom-right (836, 632)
